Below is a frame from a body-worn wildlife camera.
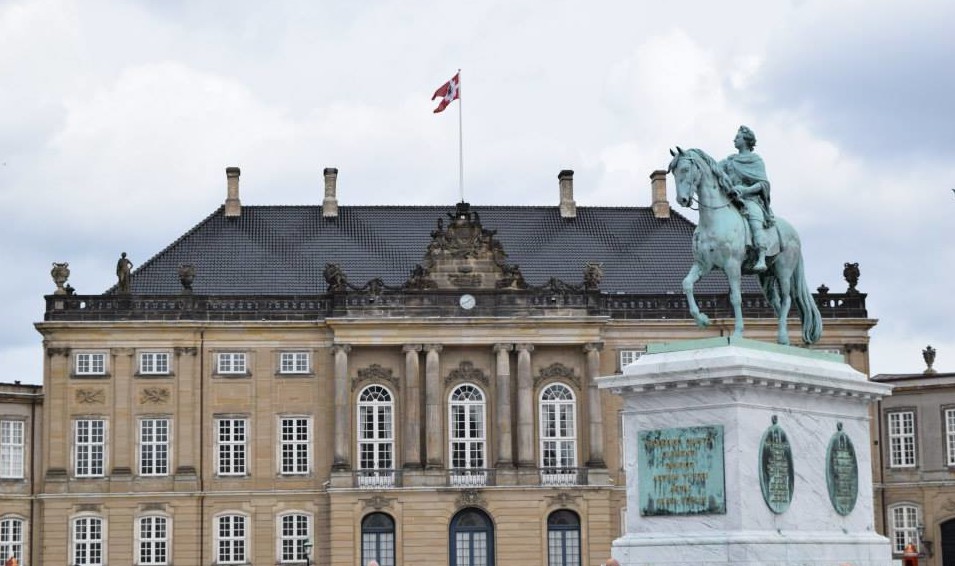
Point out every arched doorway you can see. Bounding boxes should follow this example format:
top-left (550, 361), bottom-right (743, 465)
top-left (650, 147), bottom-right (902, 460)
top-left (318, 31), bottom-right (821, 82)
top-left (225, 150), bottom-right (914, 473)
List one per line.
top-left (547, 509), bottom-right (581, 566)
top-left (361, 512), bottom-right (395, 566)
top-left (942, 518), bottom-right (955, 566)
top-left (449, 508), bottom-right (494, 566)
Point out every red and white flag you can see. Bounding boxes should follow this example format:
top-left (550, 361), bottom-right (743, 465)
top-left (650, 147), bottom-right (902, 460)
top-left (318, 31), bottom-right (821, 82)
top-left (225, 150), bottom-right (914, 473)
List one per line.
top-left (432, 72), bottom-right (460, 113)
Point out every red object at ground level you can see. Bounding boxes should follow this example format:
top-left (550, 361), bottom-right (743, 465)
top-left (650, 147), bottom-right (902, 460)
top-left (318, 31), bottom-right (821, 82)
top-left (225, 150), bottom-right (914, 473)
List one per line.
top-left (902, 542), bottom-right (919, 566)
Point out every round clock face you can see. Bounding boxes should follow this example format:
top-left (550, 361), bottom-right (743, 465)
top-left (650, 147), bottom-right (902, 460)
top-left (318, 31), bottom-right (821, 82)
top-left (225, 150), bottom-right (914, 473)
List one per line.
top-left (459, 294), bottom-right (476, 310)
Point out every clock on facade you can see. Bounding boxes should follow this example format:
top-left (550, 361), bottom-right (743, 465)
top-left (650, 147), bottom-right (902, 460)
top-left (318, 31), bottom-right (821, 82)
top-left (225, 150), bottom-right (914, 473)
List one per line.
top-left (459, 294), bottom-right (476, 310)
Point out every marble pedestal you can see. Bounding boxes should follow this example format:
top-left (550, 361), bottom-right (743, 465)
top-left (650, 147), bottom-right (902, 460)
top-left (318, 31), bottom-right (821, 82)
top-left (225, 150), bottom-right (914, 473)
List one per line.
top-left (598, 337), bottom-right (893, 566)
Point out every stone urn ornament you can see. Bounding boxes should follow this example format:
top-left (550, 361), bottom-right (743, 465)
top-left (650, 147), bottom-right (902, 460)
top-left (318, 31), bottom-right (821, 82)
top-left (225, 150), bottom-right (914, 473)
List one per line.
top-left (50, 262), bottom-right (70, 295)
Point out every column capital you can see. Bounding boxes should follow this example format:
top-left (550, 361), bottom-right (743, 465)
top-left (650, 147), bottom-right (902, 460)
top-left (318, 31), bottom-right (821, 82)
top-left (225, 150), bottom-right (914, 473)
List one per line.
top-left (112, 347), bottom-right (135, 357)
top-left (493, 343), bottom-right (514, 353)
top-left (583, 342), bottom-right (604, 353)
top-left (331, 344), bottom-right (352, 355)
top-left (403, 344), bottom-right (423, 353)
top-left (424, 344), bottom-right (443, 353)
top-left (515, 343), bottom-right (535, 353)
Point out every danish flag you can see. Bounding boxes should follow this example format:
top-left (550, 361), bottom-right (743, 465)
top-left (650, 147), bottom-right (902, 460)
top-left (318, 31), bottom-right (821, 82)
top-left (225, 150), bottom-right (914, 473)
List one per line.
top-left (432, 72), bottom-right (460, 113)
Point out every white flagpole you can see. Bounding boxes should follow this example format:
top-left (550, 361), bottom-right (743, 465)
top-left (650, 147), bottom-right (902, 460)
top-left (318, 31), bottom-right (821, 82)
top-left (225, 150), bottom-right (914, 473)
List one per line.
top-left (458, 68), bottom-right (464, 203)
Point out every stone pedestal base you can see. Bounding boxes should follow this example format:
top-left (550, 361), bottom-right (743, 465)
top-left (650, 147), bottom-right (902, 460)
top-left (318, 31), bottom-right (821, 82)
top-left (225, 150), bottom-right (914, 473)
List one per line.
top-left (599, 337), bottom-right (894, 566)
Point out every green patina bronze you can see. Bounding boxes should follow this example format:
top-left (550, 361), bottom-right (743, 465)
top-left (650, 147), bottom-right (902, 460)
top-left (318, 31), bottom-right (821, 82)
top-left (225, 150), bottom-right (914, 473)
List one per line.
top-left (758, 415), bottom-right (794, 514)
top-left (667, 126), bottom-right (823, 345)
top-left (637, 425), bottom-right (725, 516)
top-left (826, 422), bottom-right (859, 516)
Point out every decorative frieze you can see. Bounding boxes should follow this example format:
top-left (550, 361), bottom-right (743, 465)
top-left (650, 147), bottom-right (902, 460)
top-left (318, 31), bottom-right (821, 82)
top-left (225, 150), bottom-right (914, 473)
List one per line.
top-left (445, 361), bottom-right (489, 386)
top-left (75, 388), bottom-right (105, 404)
top-left (140, 387), bottom-right (170, 405)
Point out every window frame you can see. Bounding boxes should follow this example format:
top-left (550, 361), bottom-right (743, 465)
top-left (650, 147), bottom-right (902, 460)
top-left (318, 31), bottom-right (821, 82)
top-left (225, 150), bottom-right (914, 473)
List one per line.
top-left (279, 352), bottom-right (311, 375)
top-left (0, 419), bottom-right (25, 479)
top-left (547, 510), bottom-right (582, 566)
top-left (216, 352), bottom-right (248, 376)
top-left (617, 348), bottom-right (645, 371)
top-left (0, 515), bottom-right (26, 565)
top-left (448, 384), bottom-right (487, 472)
top-left (215, 513), bottom-right (249, 565)
top-left (887, 410), bottom-right (917, 468)
top-left (72, 514), bottom-right (106, 566)
top-left (75, 352), bottom-right (108, 377)
top-left (215, 417), bottom-right (248, 477)
top-left (888, 503), bottom-right (920, 554)
top-left (136, 514), bottom-right (170, 566)
top-left (276, 511), bottom-right (312, 565)
top-left (944, 406), bottom-right (955, 467)
top-left (278, 416), bottom-right (311, 476)
top-left (138, 352), bottom-right (171, 376)
top-left (357, 385), bottom-right (395, 472)
top-left (74, 418), bottom-right (107, 478)
top-left (138, 417), bottom-right (171, 477)
top-left (361, 512), bottom-right (396, 566)
top-left (539, 383), bottom-right (578, 470)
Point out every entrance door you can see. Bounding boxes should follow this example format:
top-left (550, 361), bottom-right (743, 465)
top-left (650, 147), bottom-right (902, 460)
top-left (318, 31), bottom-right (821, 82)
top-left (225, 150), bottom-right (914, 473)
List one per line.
top-left (942, 518), bottom-right (955, 566)
top-left (450, 508), bottom-right (494, 566)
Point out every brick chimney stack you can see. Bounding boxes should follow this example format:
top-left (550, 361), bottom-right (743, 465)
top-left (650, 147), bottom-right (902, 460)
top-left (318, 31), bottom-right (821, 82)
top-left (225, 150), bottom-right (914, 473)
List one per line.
top-left (650, 169), bottom-right (670, 219)
top-left (224, 167), bottom-right (241, 218)
top-left (558, 169), bottom-right (576, 218)
top-left (323, 167), bottom-right (339, 218)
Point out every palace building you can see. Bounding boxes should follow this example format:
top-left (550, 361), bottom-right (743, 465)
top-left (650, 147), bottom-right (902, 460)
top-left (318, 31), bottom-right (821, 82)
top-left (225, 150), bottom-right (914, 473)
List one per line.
top-left (2, 167), bottom-right (873, 565)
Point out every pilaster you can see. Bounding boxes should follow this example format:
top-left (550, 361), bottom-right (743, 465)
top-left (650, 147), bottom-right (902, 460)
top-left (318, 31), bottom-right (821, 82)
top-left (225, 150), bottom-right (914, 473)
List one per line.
top-left (332, 344), bottom-right (352, 470)
top-left (424, 344), bottom-right (443, 469)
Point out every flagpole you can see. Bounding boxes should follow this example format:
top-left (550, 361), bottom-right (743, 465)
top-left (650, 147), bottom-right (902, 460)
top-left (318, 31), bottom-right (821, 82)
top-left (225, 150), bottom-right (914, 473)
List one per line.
top-left (457, 68), bottom-right (464, 203)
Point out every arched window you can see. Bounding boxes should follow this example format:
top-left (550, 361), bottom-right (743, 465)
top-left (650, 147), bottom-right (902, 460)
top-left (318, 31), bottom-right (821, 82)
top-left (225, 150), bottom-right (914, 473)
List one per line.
top-left (0, 516), bottom-right (25, 565)
top-left (215, 513), bottom-right (248, 564)
top-left (361, 512), bottom-right (395, 566)
top-left (72, 515), bottom-right (105, 566)
top-left (889, 503), bottom-right (920, 554)
top-left (547, 510), bottom-right (581, 566)
top-left (450, 508), bottom-right (494, 566)
top-left (539, 384), bottom-right (577, 485)
top-left (136, 515), bottom-right (169, 565)
top-left (277, 512), bottom-right (311, 564)
top-left (449, 384), bottom-right (486, 480)
top-left (357, 385), bottom-right (395, 487)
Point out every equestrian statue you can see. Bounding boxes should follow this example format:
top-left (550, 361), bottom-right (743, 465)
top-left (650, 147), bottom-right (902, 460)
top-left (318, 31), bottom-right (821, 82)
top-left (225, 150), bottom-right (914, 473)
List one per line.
top-left (667, 126), bottom-right (822, 345)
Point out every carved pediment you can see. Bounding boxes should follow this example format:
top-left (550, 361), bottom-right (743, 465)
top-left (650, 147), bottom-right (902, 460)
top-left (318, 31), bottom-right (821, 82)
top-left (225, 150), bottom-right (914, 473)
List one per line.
top-left (352, 364), bottom-right (399, 391)
top-left (445, 361), bottom-right (489, 386)
top-left (534, 362), bottom-right (580, 389)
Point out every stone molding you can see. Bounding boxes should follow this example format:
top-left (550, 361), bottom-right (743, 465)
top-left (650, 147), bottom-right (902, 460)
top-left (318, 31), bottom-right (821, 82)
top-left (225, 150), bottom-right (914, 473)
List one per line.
top-left (361, 495), bottom-right (395, 510)
top-left (352, 364), bottom-right (399, 391)
top-left (445, 361), bottom-right (489, 387)
top-left (456, 489), bottom-right (486, 509)
top-left (534, 362), bottom-right (580, 390)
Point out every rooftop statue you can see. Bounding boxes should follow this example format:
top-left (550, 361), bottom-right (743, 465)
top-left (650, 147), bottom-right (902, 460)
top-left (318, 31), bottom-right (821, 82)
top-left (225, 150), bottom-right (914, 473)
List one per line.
top-left (668, 126), bottom-right (822, 345)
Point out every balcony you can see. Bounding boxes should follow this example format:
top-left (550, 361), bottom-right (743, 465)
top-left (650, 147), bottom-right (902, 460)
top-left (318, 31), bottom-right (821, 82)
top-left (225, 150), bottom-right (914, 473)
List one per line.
top-left (540, 467), bottom-right (588, 487)
top-left (355, 469), bottom-right (400, 488)
top-left (448, 468), bottom-right (496, 487)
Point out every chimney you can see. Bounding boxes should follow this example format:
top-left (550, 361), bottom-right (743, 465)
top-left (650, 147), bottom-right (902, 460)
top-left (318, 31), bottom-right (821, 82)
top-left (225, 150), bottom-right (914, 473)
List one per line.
top-left (558, 169), bottom-right (576, 218)
top-left (323, 167), bottom-right (339, 218)
top-left (650, 169), bottom-right (670, 219)
top-left (224, 167), bottom-right (241, 218)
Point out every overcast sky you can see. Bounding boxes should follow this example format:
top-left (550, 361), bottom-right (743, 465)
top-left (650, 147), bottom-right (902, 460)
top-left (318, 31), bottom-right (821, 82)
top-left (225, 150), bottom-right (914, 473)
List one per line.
top-left (1, 0), bottom-right (952, 384)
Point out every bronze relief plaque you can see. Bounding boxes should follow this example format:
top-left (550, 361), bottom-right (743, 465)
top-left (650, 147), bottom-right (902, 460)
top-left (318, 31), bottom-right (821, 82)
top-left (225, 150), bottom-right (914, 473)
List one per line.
top-left (758, 416), bottom-right (794, 514)
top-left (826, 422), bottom-right (858, 516)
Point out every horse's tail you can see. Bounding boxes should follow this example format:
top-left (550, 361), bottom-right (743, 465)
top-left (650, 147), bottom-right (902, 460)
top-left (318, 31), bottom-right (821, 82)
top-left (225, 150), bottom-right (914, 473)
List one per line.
top-left (793, 253), bottom-right (823, 344)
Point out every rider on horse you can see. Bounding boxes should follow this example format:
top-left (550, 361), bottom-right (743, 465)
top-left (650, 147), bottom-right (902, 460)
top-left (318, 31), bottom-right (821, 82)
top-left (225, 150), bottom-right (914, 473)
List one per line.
top-left (719, 125), bottom-right (775, 272)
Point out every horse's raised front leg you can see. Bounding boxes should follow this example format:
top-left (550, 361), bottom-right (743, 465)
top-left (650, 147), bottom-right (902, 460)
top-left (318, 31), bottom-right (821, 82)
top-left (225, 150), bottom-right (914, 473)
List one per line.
top-left (725, 260), bottom-right (744, 338)
top-left (683, 263), bottom-right (711, 327)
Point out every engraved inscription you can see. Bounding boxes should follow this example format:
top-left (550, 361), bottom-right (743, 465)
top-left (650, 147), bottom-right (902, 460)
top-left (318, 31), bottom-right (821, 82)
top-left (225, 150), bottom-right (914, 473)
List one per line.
top-left (638, 426), bottom-right (725, 516)
top-left (826, 424), bottom-right (858, 516)
top-left (759, 422), bottom-right (794, 514)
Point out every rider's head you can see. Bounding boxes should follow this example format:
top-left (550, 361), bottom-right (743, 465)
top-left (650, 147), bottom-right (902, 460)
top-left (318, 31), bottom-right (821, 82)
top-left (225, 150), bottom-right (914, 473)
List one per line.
top-left (736, 126), bottom-right (756, 150)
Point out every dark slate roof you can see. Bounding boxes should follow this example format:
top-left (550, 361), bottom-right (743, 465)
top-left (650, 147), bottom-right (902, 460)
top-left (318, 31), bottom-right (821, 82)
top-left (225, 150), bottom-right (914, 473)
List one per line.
top-left (119, 205), bottom-right (757, 296)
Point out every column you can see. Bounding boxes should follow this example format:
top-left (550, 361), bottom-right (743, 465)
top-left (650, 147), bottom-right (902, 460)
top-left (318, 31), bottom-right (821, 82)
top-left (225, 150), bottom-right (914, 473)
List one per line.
top-left (494, 343), bottom-right (514, 467)
top-left (515, 343), bottom-right (535, 467)
top-left (402, 344), bottom-right (422, 469)
top-left (332, 344), bottom-right (351, 470)
top-left (584, 342), bottom-right (605, 467)
top-left (424, 344), bottom-right (443, 468)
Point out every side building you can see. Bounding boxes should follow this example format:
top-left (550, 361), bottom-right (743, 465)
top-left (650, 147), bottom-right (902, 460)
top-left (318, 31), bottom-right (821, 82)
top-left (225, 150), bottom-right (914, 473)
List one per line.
top-left (23, 168), bottom-right (874, 566)
top-left (0, 382), bottom-right (42, 565)
top-left (872, 346), bottom-right (955, 565)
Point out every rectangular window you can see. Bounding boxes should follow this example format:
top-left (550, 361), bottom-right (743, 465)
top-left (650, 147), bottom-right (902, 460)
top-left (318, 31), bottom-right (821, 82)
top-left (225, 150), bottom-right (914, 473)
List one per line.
top-left (139, 352), bottom-right (170, 375)
top-left (0, 420), bottom-right (25, 478)
top-left (0, 518), bottom-right (24, 565)
top-left (619, 349), bottom-right (644, 370)
top-left (73, 516), bottom-right (104, 566)
top-left (888, 411), bottom-right (916, 468)
top-left (280, 417), bottom-right (310, 475)
top-left (280, 352), bottom-right (310, 374)
top-left (217, 353), bottom-right (247, 375)
top-left (75, 419), bottom-right (106, 477)
top-left (139, 418), bottom-right (170, 476)
top-left (279, 514), bottom-right (310, 564)
top-left (217, 515), bottom-right (246, 564)
top-left (946, 408), bottom-right (955, 466)
top-left (891, 505), bottom-right (919, 553)
top-left (216, 418), bottom-right (247, 476)
top-left (138, 516), bottom-right (169, 565)
top-left (76, 353), bottom-right (107, 375)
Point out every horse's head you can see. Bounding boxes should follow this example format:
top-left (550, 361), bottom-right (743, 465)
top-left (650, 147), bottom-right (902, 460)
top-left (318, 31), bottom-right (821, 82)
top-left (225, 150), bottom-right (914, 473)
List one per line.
top-left (667, 146), bottom-right (699, 208)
